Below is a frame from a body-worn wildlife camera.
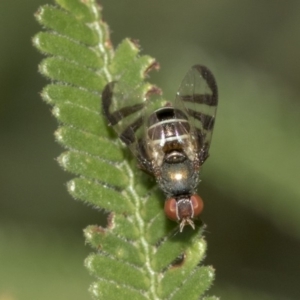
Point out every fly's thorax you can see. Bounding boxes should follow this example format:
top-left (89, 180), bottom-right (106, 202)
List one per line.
top-left (157, 151), bottom-right (199, 196)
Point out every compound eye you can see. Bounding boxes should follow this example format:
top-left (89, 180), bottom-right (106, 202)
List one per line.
top-left (164, 198), bottom-right (178, 221)
top-left (190, 194), bottom-right (204, 217)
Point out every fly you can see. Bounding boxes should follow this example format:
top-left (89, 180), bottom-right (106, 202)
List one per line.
top-left (102, 65), bottom-right (218, 232)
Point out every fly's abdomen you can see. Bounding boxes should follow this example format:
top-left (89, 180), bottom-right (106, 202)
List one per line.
top-left (147, 107), bottom-right (191, 157)
top-left (148, 119), bottom-right (190, 146)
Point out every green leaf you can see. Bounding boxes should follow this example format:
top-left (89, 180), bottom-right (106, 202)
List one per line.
top-left (33, 32), bottom-right (103, 68)
top-left (55, 126), bottom-right (122, 162)
top-left (35, 5), bottom-right (99, 45)
top-left (34, 0), bottom-right (216, 299)
top-left (39, 57), bottom-right (106, 91)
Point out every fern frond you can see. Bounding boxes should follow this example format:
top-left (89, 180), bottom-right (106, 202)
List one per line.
top-left (33, 1), bottom-right (216, 299)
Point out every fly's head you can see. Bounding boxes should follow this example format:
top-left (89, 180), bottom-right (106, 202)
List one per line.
top-left (164, 194), bottom-right (204, 232)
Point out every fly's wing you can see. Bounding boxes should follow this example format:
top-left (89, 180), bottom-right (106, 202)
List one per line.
top-left (176, 65), bottom-right (218, 164)
top-left (102, 81), bottom-right (160, 172)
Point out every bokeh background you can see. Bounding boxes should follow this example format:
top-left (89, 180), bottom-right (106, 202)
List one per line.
top-left (1, 0), bottom-right (300, 299)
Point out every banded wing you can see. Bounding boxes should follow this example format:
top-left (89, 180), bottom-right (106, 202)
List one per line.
top-left (176, 65), bottom-right (218, 164)
top-left (102, 81), bottom-right (160, 171)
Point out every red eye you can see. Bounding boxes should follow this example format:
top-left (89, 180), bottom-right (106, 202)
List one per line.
top-left (164, 198), bottom-right (178, 221)
top-left (190, 194), bottom-right (204, 217)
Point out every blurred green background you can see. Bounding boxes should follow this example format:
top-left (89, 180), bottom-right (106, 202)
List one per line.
top-left (1, 0), bottom-right (300, 299)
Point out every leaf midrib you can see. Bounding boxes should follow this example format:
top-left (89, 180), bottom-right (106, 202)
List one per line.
top-left (122, 161), bottom-right (160, 300)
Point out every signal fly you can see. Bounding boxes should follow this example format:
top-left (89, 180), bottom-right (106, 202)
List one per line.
top-left (102, 65), bottom-right (218, 232)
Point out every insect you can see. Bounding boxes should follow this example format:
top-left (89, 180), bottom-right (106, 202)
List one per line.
top-left (102, 65), bottom-right (218, 232)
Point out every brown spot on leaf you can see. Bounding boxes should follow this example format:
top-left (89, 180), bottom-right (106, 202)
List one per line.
top-left (107, 212), bottom-right (115, 229)
top-left (129, 38), bottom-right (140, 48)
top-left (92, 225), bottom-right (106, 234)
top-left (170, 253), bottom-right (186, 269)
top-left (145, 85), bottom-right (162, 98)
top-left (144, 61), bottom-right (160, 75)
